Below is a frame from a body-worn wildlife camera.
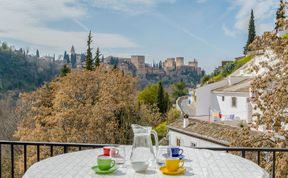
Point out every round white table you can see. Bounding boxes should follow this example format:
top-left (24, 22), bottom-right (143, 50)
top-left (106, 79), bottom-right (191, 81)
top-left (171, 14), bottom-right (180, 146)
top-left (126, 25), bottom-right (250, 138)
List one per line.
top-left (23, 146), bottom-right (269, 178)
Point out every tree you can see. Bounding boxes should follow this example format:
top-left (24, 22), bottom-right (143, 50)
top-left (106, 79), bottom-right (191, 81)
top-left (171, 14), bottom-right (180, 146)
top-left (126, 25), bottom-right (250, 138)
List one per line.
top-left (70, 46), bottom-right (77, 68)
top-left (1, 42), bottom-right (8, 50)
top-left (85, 31), bottom-right (93, 71)
top-left (201, 75), bottom-right (210, 85)
top-left (14, 67), bottom-right (165, 145)
top-left (172, 81), bottom-right (188, 99)
top-left (222, 62), bottom-right (236, 77)
top-left (164, 92), bottom-right (170, 112)
top-left (138, 84), bottom-right (159, 105)
top-left (60, 65), bottom-right (71, 77)
top-left (157, 82), bottom-right (166, 113)
top-left (94, 47), bottom-right (101, 68)
top-left (159, 61), bottom-right (163, 69)
top-left (248, 32), bottom-right (288, 178)
top-left (63, 51), bottom-right (70, 64)
top-left (275, 0), bottom-right (286, 31)
top-left (36, 49), bottom-right (40, 58)
top-left (244, 9), bottom-right (256, 54)
top-left (138, 83), bottom-right (170, 113)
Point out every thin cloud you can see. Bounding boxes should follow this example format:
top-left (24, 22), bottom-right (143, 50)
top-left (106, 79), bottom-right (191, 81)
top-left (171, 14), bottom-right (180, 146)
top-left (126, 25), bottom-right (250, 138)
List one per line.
top-left (222, 24), bottom-right (237, 37)
top-left (0, 0), bottom-right (138, 55)
top-left (89, 0), bottom-right (175, 14)
top-left (154, 13), bottom-right (230, 56)
top-left (226, 0), bottom-right (277, 36)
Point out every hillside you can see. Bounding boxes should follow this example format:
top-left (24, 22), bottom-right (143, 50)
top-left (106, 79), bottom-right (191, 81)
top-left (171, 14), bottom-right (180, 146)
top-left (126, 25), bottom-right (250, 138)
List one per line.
top-left (0, 46), bottom-right (61, 92)
top-left (201, 55), bottom-right (253, 85)
top-left (0, 43), bottom-right (61, 139)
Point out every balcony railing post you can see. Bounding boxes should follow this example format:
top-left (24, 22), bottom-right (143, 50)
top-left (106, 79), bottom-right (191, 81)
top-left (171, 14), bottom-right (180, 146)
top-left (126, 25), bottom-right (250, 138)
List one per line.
top-left (24, 145), bottom-right (27, 172)
top-left (257, 151), bottom-right (260, 165)
top-left (37, 145), bottom-right (40, 162)
top-left (0, 144), bottom-right (2, 178)
top-left (50, 146), bottom-right (53, 157)
top-left (272, 151), bottom-right (276, 178)
top-left (11, 144), bottom-right (14, 178)
top-left (64, 146), bottom-right (68, 154)
top-left (241, 150), bottom-right (245, 158)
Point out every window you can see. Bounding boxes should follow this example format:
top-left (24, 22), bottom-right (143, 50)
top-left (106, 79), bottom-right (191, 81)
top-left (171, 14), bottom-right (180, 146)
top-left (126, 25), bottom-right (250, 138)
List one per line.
top-left (246, 97), bottom-right (250, 103)
top-left (190, 142), bottom-right (197, 148)
top-left (222, 96), bottom-right (225, 101)
top-left (232, 97), bottom-right (237, 107)
top-left (176, 138), bottom-right (181, 146)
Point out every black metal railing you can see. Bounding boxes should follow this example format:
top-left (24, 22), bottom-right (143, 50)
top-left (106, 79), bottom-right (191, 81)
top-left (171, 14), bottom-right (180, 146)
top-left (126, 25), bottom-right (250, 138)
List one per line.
top-left (1, 140), bottom-right (287, 178)
top-left (0, 140), bottom-right (115, 178)
top-left (197, 147), bottom-right (288, 178)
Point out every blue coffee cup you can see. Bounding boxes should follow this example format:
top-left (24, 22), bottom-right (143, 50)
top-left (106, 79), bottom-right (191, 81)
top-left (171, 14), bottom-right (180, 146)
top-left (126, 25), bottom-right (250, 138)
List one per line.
top-left (167, 147), bottom-right (183, 157)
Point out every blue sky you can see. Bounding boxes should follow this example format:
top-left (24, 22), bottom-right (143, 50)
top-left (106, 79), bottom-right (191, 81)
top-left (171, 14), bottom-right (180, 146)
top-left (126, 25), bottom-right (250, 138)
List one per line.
top-left (0, 0), bottom-right (278, 72)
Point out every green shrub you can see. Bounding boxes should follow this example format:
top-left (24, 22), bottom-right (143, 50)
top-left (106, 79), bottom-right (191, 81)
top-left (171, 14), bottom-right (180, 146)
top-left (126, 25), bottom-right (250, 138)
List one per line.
top-left (166, 108), bottom-right (181, 124)
top-left (282, 33), bottom-right (288, 39)
top-left (207, 74), bottom-right (222, 83)
top-left (222, 62), bottom-right (236, 77)
top-left (234, 56), bottom-right (253, 69)
top-left (154, 121), bottom-right (167, 140)
top-left (205, 56), bottom-right (253, 85)
top-left (201, 75), bottom-right (210, 85)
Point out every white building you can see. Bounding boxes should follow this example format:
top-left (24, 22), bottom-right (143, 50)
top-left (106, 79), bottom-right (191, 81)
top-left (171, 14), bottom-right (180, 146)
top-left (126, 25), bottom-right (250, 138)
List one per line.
top-left (211, 77), bottom-right (253, 123)
top-left (193, 49), bottom-right (287, 131)
top-left (195, 76), bottom-right (253, 123)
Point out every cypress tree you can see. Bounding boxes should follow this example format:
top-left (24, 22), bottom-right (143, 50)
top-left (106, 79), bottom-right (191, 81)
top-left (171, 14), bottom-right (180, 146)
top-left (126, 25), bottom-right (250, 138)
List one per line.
top-left (164, 92), bottom-right (170, 113)
top-left (36, 49), bottom-right (40, 58)
top-left (94, 47), bottom-right (101, 68)
top-left (71, 54), bottom-right (76, 68)
top-left (85, 31), bottom-right (93, 71)
top-left (159, 61), bottom-right (163, 69)
top-left (70, 45), bottom-right (77, 68)
top-left (275, 0), bottom-right (286, 31)
top-left (64, 51), bottom-right (70, 64)
top-left (244, 9), bottom-right (256, 55)
top-left (157, 82), bottom-right (165, 113)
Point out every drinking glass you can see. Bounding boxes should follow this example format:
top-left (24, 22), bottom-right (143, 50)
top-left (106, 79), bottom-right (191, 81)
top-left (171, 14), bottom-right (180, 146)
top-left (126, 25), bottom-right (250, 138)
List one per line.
top-left (110, 145), bottom-right (126, 167)
top-left (156, 146), bottom-right (168, 166)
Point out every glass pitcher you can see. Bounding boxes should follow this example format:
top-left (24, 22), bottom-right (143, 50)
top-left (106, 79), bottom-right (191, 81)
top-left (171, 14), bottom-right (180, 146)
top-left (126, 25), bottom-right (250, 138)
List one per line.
top-left (130, 124), bottom-right (159, 172)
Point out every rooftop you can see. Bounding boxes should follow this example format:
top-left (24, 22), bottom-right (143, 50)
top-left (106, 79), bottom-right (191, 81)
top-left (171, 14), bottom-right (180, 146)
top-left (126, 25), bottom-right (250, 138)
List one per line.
top-left (212, 78), bottom-right (252, 94)
top-left (167, 118), bottom-right (265, 146)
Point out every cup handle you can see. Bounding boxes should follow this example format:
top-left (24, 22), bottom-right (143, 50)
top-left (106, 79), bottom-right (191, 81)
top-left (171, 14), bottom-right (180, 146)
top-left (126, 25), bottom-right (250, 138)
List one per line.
top-left (111, 160), bottom-right (115, 168)
top-left (179, 149), bottom-right (184, 156)
top-left (179, 160), bottom-right (184, 168)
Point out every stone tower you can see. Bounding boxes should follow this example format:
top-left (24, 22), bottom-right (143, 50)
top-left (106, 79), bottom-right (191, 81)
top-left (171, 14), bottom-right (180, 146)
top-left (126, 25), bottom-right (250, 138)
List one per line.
top-left (176, 57), bottom-right (184, 67)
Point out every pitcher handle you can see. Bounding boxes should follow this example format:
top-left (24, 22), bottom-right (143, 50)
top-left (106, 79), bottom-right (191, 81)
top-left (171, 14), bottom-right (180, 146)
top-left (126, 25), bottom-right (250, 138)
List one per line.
top-left (151, 130), bottom-right (159, 157)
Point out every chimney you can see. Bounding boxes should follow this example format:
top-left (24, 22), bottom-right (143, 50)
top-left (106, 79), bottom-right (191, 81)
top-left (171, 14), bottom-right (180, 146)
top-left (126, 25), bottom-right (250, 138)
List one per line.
top-left (228, 76), bottom-right (232, 86)
top-left (183, 114), bottom-right (189, 128)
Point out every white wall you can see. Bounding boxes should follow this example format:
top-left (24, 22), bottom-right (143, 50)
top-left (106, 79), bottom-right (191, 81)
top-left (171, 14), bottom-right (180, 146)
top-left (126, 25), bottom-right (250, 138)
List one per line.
top-left (213, 93), bottom-right (252, 123)
top-left (195, 80), bottom-right (227, 116)
top-left (168, 130), bottom-right (225, 148)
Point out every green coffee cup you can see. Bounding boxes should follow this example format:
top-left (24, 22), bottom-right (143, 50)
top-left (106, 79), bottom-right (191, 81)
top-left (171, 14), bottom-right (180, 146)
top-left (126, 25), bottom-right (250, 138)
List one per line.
top-left (97, 156), bottom-right (115, 170)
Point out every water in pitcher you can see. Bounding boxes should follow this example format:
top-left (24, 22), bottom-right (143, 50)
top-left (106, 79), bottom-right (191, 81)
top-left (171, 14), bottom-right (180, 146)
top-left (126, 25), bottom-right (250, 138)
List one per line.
top-left (130, 124), bottom-right (159, 172)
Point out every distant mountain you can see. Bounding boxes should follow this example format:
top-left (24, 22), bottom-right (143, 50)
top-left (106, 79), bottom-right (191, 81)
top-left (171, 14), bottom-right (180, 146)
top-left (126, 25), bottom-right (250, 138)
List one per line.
top-left (0, 46), bottom-right (61, 92)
